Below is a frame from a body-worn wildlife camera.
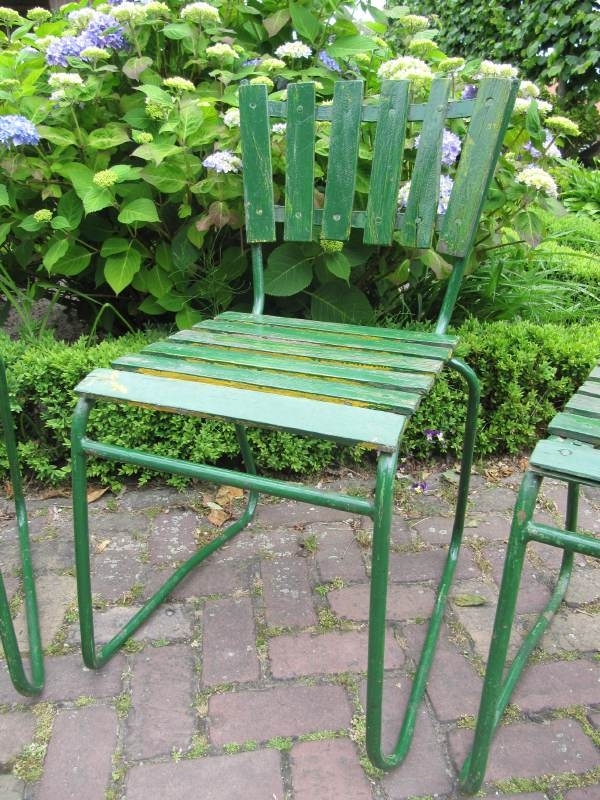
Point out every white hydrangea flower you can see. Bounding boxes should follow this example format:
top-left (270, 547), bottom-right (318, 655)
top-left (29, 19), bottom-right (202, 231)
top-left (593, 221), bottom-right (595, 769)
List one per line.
top-left (518, 80), bottom-right (540, 98)
top-left (274, 41), bottom-right (312, 59)
top-left (222, 107), bottom-right (240, 128)
top-left (260, 57), bottom-right (286, 71)
top-left (249, 76), bottom-right (274, 89)
top-left (377, 56), bottom-right (433, 91)
top-left (163, 76), bottom-right (196, 92)
top-left (79, 46), bottom-right (111, 60)
top-left (181, 2), bottom-right (220, 24)
top-left (112, 2), bottom-right (149, 23)
top-left (479, 60), bottom-right (519, 78)
top-left (202, 150), bottom-right (242, 174)
top-left (67, 8), bottom-right (96, 29)
top-left (515, 166), bottom-right (558, 198)
top-left (271, 122), bottom-right (286, 134)
top-left (513, 97), bottom-right (553, 116)
top-left (206, 42), bottom-right (238, 60)
top-left (397, 14), bottom-right (430, 33)
top-left (48, 72), bottom-right (84, 88)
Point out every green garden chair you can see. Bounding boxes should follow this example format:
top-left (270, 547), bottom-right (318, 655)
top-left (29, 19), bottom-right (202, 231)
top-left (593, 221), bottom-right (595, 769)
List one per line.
top-left (71, 77), bottom-right (517, 769)
top-left (0, 358), bottom-right (44, 695)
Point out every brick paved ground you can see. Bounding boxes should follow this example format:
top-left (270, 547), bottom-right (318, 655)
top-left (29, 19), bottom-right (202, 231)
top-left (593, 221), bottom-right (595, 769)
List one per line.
top-left (1, 460), bottom-right (599, 800)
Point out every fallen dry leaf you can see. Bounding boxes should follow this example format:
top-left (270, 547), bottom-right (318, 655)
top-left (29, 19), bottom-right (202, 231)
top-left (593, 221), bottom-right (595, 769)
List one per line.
top-left (207, 508), bottom-right (231, 527)
top-left (216, 485), bottom-right (244, 504)
top-left (87, 487), bottom-right (109, 503)
top-left (94, 538), bottom-right (111, 553)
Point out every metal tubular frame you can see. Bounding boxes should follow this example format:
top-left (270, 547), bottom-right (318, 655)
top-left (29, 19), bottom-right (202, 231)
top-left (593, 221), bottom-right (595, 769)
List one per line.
top-left (0, 360), bottom-right (44, 695)
top-left (71, 359), bottom-right (480, 768)
top-left (459, 471), bottom-right (599, 794)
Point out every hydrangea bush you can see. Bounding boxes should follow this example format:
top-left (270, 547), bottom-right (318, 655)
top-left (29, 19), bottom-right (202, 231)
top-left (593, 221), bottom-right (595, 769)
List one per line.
top-left (0, 1), bottom-right (582, 330)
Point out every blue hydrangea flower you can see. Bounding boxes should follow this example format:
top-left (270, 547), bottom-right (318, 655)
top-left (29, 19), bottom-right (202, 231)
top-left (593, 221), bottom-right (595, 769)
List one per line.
top-left (437, 174), bottom-right (454, 214)
top-left (415, 129), bottom-right (461, 167)
top-left (45, 12), bottom-right (126, 66)
top-left (461, 84), bottom-right (477, 100)
top-left (318, 50), bottom-right (342, 73)
top-left (0, 115), bottom-right (40, 147)
top-left (84, 12), bottom-right (126, 50)
top-left (46, 35), bottom-right (84, 66)
top-left (242, 58), bottom-right (261, 67)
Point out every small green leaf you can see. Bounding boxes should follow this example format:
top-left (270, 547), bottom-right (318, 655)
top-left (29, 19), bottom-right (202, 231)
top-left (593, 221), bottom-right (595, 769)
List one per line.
top-left (176, 305), bottom-right (203, 330)
top-left (101, 237), bottom-right (131, 257)
top-left (118, 198), bottom-right (160, 225)
top-left (82, 185), bottom-right (114, 215)
top-left (56, 191), bottom-right (83, 229)
top-left (104, 248), bottom-right (142, 294)
top-left (289, 2), bottom-right (323, 41)
top-left (87, 124), bottom-right (131, 150)
top-left (453, 594), bottom-right (487, 607)
top-left (323, 252), bottom-right (351, 281)
top-left (132, 142), bottom-right (182, 166)
top-left (122, 56), bottom-right (153, 80)
top-left (0, 184), bottom-right (10, 207)
top-left (311, 282), bottom-right (373, 324)
top-left (263, 9), bottom-right (290, 37)
top-left (141, 163), bottom-right (188, 193)
top-left (0, 222), bottom-right (11, 247)
top-left (161, 22), bottom-right (194, 39)
top-left (328, 35), bottom-right (378, 57)
top-left (43, 238), bottom-right (69, 271)
top-left (51, 244), bottom-right (92, 276)
top-left (264, 243), bottom-right (315, 296)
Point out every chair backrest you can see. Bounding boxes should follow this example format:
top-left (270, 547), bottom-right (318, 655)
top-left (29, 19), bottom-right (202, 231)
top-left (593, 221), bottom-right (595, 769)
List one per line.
top-left (239, 77), bottom-right (518, 332)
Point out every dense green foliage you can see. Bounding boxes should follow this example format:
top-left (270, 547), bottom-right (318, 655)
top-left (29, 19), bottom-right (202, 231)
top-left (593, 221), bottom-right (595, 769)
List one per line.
top-left (2, 320), bottom-right (599, 485)
top-left (404, 0), bottom-right (600, 153)
top-left (0, 0), bottom-right (578, 334)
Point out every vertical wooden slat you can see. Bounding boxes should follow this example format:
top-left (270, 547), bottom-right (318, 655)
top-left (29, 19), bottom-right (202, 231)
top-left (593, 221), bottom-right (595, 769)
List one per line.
top-left (284, 83), bottom-right (316, 241)
top-left (321, 80), bottom-right (364, 241)
top-left (398, 78), bottom-right (451, 249)
top-left (364, 80), bottom-right (410, 246)
top-left (239, 83), bottom-right (276, 242)
top-left (438, 77), bottom-right (518, 256)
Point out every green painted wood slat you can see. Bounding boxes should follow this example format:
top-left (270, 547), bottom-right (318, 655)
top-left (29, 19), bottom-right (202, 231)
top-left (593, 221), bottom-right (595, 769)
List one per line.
top-left (140, 340), bottom-right (436, 392)
top-left (198, 317), bottom-right (453, 359)
top-left (587, 366), bottom-right (600, 383)
top-left (530, 438), bottom-right (600, 485)
top-left (548, 411), bottom-right (600, 446)
top-left (576, 380), bottom-right (600, 398)
top-left (284, 83), bottom-right (316, 241)
top-left (267, 97), bottom-right (477, 123)
top-left (364, 80), bottom-right (410, 245)
top-left (218, 311), bottom-right (457, 347)
top-left (75, 369), bottom-right (407, 450)
top-left (398, 79), bottom-right (450, 249)
top-left (239, 83), bottom-right (276, 242)
top-left (113, 353), bottom-right (423, 412)
top-left (438, 77), bottom-right (519, 257)
top-left (565, 392), bottom-right (600, 419)
top-left (172, 328), bottom-right (446, 373)
top-left (321, 81), bottom-right (364, 241)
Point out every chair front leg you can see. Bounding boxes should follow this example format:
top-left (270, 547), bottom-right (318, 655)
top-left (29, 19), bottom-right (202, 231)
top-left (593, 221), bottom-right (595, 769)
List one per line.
top-left (0, 360), bottom-right (44, 695)
top-left (459, 469), bottom-right (541, 794)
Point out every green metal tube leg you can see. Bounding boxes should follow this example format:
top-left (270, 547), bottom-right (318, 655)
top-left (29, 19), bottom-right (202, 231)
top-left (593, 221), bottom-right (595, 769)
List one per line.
top-left (459, 470), bottom-right (541, 794)
top-left (0, 359), bottom-right (44, 696)
top-left (366, 358), bottom-right (480, 769)
top-left (72, 402), bottom-right (261, 668)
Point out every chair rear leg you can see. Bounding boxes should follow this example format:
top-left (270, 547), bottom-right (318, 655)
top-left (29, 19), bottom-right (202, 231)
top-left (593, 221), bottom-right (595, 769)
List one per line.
top-left (72, 401), bottom-right (260, 669)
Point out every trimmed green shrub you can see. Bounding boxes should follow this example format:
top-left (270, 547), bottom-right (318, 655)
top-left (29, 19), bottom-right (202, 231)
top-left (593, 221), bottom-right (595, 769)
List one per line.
top-left (1, 320), bottom-right (599, 485)
top-left (538, 210), bottom-right (600, 255)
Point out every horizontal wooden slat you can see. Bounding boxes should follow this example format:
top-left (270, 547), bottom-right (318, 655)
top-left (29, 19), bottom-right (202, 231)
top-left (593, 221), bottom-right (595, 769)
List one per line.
top-left (75, 369), bottom-right (407, 451)
top-left (575, 380), bottom-right (600, 399)
top-left (267, 98), bottom-right (476, 123)
top-left (173, 328), bottom-right (446, 374)
top-left (565, 392), bottom-right (600, 419)
top-left (140, 340), bottom-right (435, 392)
top-left (588, 366), bottom-right (600, 383)
top-left (113, 353), bottom-right (422, 413)
top-left (548, 411), bottom-right (600, 446)
top-left (530, 438), bottom-right (600, 485)
top-left (218, 312), bottom-right (457, 347)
